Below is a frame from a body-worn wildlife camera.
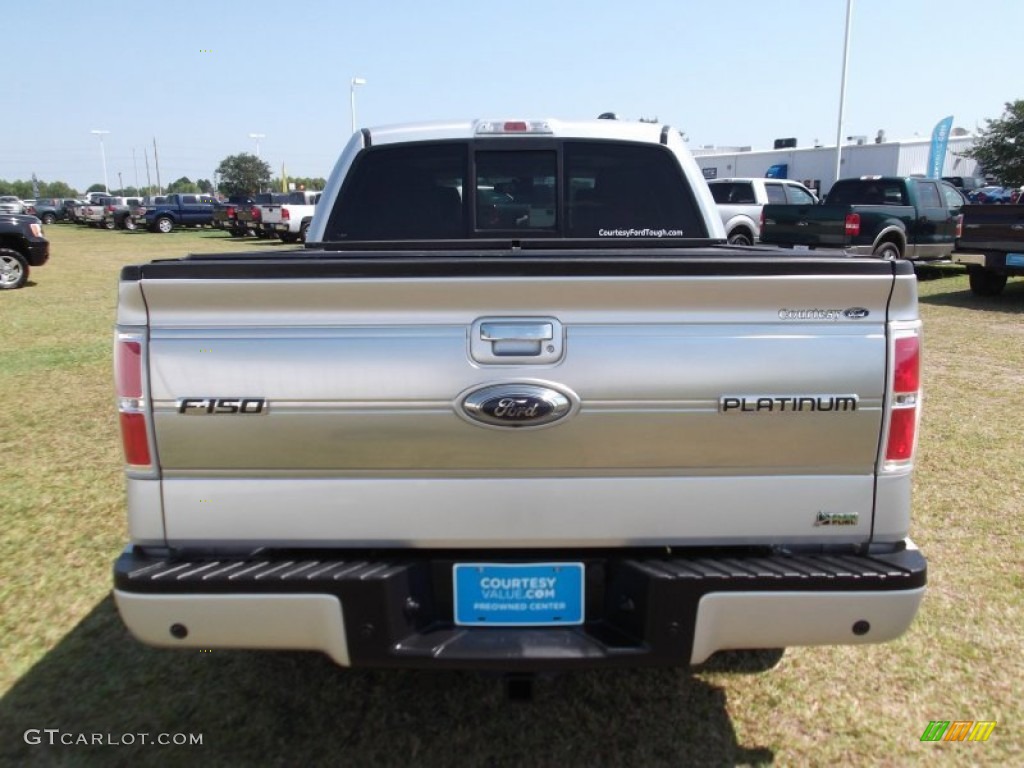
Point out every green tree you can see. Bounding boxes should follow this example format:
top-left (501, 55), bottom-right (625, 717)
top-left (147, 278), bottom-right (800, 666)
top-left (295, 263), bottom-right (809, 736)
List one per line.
top-left (0, 179), bottom-right (79, 197)
top-left (87, 183), bottom-right (107, 194)
top-left (167, 176), bottom-right (199, 194)
top-left (196, 178), bottom-right (214, 194)
top-left (216, 153), bottom-right (272, 196)
top-left (968, 100), bottom-right (1024, 187)
top-left (40, 181), bottom-right (78, 198)
top-left (0, 180), bottom-right (34, 198)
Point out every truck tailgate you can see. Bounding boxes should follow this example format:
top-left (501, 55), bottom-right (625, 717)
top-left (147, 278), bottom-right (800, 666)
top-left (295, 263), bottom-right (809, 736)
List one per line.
top-left (760, 205), bottom-right (848, 247)
top-left (127, 252), bottom-right (910, 548)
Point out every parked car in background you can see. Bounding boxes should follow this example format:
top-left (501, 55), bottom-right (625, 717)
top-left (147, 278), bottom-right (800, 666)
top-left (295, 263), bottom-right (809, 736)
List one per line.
top-left (942, 176), bottom-right (986, 196)
top-left (63, 199), bottom-right (87, 223)
top-left (77, 200), bottom-right (110, 227)
top-left (706, 178), bottom-right (817, 245)
top-left (259, 190), bottom-right (322, 243)
top-left (968, 186), bottom-right (1015, 204)
top-left (136, 193), bottom-right (216, 233)
top-left (0, 196), bottom-right (27, 214)
top-left (212, 195), bottom-right (257, 237)
top-left (129, 196), bottom-right (167, 224)
top-left (25, 198), bottom-right (74, 224)
top-left (235, 193), bottom-right (290, 238)
top-left (0, 213), bottom-right (49, 289)
top-left (954, 202), bottom-right (1024, 295)
top-left (101, 197), bottom-right (144, 230)
top-left (760, 175), bottom-right (965, 260)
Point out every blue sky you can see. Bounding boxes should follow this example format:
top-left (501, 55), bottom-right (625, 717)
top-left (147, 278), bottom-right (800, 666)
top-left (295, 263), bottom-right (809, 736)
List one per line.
top-left (4, 0), bottom-right (1021, 192)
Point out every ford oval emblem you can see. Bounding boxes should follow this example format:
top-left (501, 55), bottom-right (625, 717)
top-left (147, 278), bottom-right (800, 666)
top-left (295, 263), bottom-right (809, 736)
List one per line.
top-left (460, 383), bottom-right (574, 429)
top-left (844, 307), bottom-right (870, 319)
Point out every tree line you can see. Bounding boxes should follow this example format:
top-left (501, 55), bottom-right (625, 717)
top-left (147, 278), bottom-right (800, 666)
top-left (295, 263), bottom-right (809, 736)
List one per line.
top-left (0, 152), bottom-right (327, 200)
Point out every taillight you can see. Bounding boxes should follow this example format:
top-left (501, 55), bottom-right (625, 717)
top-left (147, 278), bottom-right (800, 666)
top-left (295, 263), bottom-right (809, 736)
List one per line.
top-left (281, 208), bottom-right (290, 221)
top-left (115, 333), bottom-right (153, 469)
top-left (107, 205), bottom-right (115, 212)
top-left (845, 213), bottom-right (861, 237)
top-left (251, 206), bottom-right (261, 220)
top-left (227, 206), bottom-right (236, 217)
top-left (955, 214), bottom-right (963, 239)
top-left (884, 331), bottom-right (921, 468)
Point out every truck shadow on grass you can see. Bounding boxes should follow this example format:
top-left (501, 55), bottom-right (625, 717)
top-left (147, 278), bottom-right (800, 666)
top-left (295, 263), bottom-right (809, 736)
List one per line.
top-left (918, 282), bottom-right (1024, 313)
top-left (0, 597), bottom-right (774, 767)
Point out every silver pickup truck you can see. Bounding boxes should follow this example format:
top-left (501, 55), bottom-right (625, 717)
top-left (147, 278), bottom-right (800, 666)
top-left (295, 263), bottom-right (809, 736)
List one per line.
top-left (112, 118), bottom-right (926, 673)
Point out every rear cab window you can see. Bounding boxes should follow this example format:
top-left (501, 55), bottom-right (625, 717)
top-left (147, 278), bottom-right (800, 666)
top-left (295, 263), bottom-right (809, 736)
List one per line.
top-left (324, 140), bottom-right (707, 241)
top-left (708, 182), bottom-right (756, 204)
top-left (827, 180), bottom-right (908, 206)
top-left (784, 185), bottom-right (816, 205)
top-left (914, 181), bottom-right (942, 209)
top-left (764, 184), bottom-right (787, 204)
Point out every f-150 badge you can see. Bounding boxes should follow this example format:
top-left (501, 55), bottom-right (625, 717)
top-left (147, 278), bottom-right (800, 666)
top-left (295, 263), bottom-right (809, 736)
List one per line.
top-left (177, 398), bottom-right (267, 414)
top-left (459, 383), bottom-right (574, 429)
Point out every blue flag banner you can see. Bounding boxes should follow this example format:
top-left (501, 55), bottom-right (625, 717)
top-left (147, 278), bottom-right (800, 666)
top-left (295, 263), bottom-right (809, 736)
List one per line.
top-left (926, 116), bottom-right (953, 178)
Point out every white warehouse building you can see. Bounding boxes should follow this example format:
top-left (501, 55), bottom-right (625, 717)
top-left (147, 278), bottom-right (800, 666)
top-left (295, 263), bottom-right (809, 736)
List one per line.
top-left (690, 136), bottom-right (981, 197)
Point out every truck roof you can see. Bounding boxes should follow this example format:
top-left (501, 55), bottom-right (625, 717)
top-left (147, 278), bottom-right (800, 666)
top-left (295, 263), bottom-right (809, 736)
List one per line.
top-left (364, 118), bottom-right (673, 146)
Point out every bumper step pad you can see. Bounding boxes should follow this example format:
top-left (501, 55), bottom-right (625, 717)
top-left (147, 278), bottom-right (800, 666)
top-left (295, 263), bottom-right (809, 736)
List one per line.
top-left (115, 547), bottom-right (926, 670)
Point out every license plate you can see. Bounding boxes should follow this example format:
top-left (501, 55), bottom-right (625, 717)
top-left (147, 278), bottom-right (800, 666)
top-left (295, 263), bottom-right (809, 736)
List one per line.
top-left (275, 224), bottom-right (288, 231)
top-left (792, 245), bottom-right (811, 252)
top-left (453, 563), bottom-right (584, 626)
top-left (1007, 253), bottom-right (1024, 267)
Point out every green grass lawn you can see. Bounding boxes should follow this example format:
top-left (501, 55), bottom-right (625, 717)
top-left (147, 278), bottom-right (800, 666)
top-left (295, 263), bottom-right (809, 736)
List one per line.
top-left (1, 227), bottom-right (1021, 766)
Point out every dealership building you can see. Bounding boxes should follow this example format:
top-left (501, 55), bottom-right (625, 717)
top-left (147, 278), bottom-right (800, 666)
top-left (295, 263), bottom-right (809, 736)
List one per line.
top-left (690, 135), bottom-right (981, 196)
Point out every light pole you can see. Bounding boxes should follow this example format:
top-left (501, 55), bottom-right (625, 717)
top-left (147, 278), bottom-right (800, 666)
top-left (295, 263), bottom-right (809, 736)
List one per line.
top-left (248, 132), bottom-right (265, 158)
top-left (350, 77), bottom-right (366, 134)
top-left (833, 0), bottom-right (853, 191)
top-left (91, 129), bottom-right (110, 193)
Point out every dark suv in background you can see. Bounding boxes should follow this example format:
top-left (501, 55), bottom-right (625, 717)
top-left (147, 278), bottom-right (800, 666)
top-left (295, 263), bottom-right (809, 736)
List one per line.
top-left (27, 198), bottom-right (80, 224)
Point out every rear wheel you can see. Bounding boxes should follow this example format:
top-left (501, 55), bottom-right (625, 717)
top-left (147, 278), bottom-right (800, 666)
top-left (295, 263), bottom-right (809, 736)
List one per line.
top-left (0, 248), bottom-right (29, 290)
top-left (41, 212), bottom-right (56, 225)
top-left (279, 232), bottom-right (299, 244)
top-left (873, 241), bottom-right (902, 260)
top-left (156, 216), bottom-right (174, 234)
top-left (299, 221), bottom-right (310, 243)
top-left (727, 230), bottom-right (753, 246)
top-left (123, 216), bottom-right (137, 231)
top-left (967, 266), bottom-right (1007, 296)
top-left (104, 218), bottom-right (116, 230)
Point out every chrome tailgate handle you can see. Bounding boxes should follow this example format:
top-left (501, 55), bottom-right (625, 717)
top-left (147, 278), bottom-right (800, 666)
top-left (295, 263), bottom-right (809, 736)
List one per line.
top-left (480, 322), bottom-right (554, 342)
top-left (471, 318), bottom-right (563, 364)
